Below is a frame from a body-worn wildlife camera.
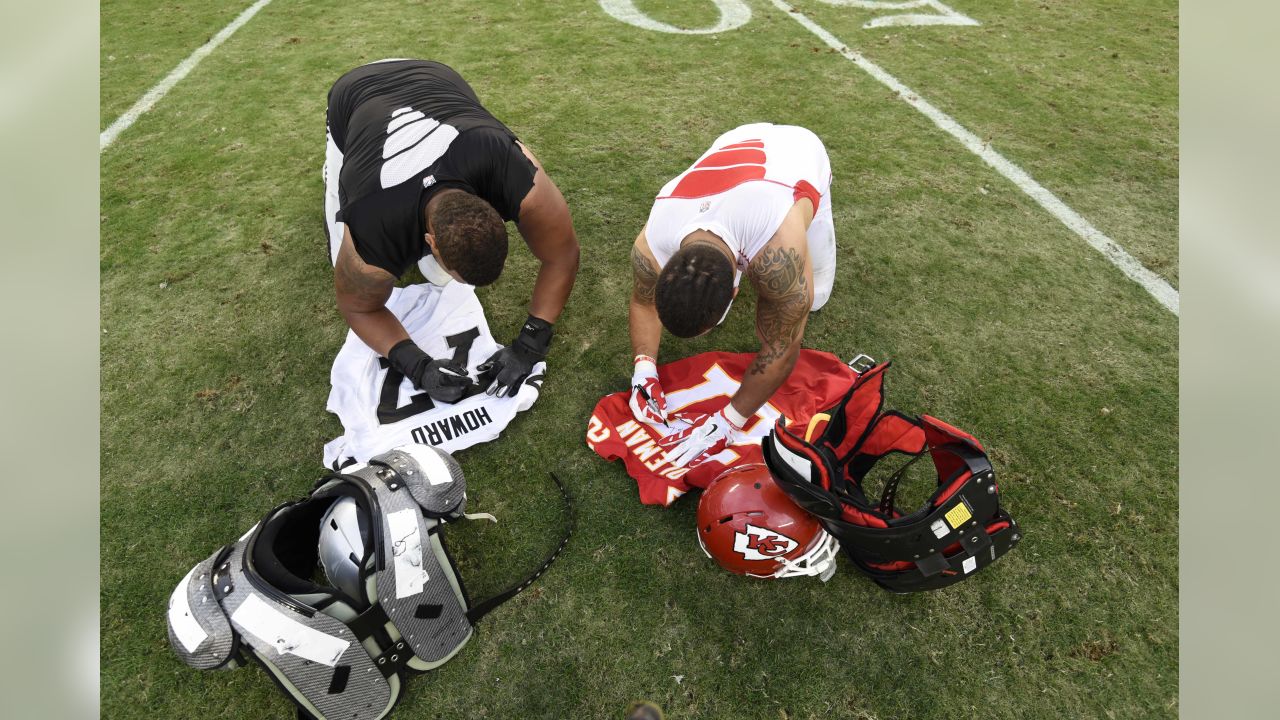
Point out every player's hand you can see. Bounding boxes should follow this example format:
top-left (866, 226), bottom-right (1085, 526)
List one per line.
top-left (659, 408), bottom-right (744, 468)
top-left (478, 315), bottom-right (553, 397)
top-left (387, 339), bottom-right (471, 403)
top-left (628, 355), bottom-right (668, 426)
top-left (414, 359), bottom-right (471, 403)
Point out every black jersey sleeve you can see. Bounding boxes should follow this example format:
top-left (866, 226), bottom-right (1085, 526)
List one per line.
top-left (451, 128), bottom-right (538, 223)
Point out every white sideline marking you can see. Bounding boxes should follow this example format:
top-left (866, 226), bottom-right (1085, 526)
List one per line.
top-left (99, 0), bottom-right (274, 151)
top-left (770, 0), bottom-right (1179, 315)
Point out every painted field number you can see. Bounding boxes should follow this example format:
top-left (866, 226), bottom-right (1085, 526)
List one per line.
top-left (598, 0), bottom-right (751, 35)
top-left (599, 0), bottom-right (979, 34)
top-left (815, 1), bottom-right (978, 29)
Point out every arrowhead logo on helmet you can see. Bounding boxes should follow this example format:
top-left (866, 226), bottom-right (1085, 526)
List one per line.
top-left (735, 524), bottom-right (797, 559)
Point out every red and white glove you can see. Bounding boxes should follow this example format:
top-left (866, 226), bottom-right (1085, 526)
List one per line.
top-left (628, 355), bottom-right (669, 427)
top-left (659, 406), bottom-right (748, 468)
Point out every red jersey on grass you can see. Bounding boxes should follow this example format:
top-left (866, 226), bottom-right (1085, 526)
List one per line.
top-left (587, 350), bottom-right (858, 506)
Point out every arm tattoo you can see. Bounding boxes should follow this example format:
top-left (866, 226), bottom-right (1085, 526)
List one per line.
top-left (748, 246), bottom-right (808, 376)
top-left (336, 254), bottom-right (392, 309)
top-left (631, 244), bottom-right (658, 304)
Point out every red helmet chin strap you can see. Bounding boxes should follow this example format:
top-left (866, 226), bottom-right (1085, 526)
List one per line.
top-left (763, 358), bottom-right (1021, 593)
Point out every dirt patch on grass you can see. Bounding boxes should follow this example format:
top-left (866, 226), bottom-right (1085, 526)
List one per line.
top-left (1071, 636), bottom-right (1120, 662)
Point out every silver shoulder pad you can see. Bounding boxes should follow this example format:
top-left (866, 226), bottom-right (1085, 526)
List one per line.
top-left (369, 446), bottom-right (467, 519)
top-left (364, 458), bottom-right (474, 668)
top-left (166, 549), bottom-right (239, 670)
top-left (221, 532), bottom-right (396, 720)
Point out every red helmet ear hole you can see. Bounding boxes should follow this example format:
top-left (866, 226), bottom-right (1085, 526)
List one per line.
top-left (703, 525), bottom-right (712, 533)
top-left (718, 515), bottom-right (734, 525)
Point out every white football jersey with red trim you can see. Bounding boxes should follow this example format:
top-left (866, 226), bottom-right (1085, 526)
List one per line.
top-left (586, 350), bottom-right (857, 506)
top-left (324, 282), bottom-right (544, 468)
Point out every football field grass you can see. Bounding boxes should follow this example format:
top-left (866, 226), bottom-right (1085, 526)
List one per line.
top-left (101, 1), bottom-right (1178, 717)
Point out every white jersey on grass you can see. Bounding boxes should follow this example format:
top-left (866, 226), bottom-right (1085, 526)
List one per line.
top-left (324, 282), bottom-right (544, 468)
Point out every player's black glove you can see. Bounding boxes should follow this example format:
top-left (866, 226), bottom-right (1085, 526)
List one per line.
top-left (477, 314), bottom-right (552, 398)
top-left (387, 339), bottom-right (471, 403)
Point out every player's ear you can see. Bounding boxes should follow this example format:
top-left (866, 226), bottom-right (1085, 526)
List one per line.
top-left (423, 233), bottom-right (460, 281)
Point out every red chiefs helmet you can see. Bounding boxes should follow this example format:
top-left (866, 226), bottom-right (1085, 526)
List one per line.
top-left (696, 464), bottom-right (839, 581)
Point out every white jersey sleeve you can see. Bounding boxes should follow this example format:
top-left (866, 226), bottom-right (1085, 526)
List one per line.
top-left (323, 282), bottom-right (544, 468)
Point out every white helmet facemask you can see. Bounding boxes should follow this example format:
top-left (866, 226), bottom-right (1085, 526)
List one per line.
top-left (770, 530), bottom-right (840, 582)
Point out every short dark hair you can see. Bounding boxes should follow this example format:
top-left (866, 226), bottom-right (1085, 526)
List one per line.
top-left (655, 244), bottom-right (735, 338)
top-left (427, 192), bottom-right (508, 286)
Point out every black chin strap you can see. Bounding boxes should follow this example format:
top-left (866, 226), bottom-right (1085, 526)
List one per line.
top-left (876, 451), bottom-right (928, 518)
top-left (465, 471), bottom-right (575, 624)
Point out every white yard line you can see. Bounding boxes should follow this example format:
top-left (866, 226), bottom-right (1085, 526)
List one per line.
top-left (770, 0), bottom-right (1179, 315)
top-left (99, 0), bottom-right (275, 151)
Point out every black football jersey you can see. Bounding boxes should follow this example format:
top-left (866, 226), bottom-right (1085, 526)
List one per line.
top-left (326, 60), bottom-right (537, 276)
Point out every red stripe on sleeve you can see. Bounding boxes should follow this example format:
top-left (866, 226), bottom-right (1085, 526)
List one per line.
top-left (793, 179), bottom-right (821, 211)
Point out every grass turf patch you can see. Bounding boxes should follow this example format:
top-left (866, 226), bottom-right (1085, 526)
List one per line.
top-left (102, 1), bottom-right (1177, 717)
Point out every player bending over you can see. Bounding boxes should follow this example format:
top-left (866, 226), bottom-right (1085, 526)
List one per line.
top-left (324, 59), bottom-right (579, 401)
top-left (628, 122), bottom-right (837, 468)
